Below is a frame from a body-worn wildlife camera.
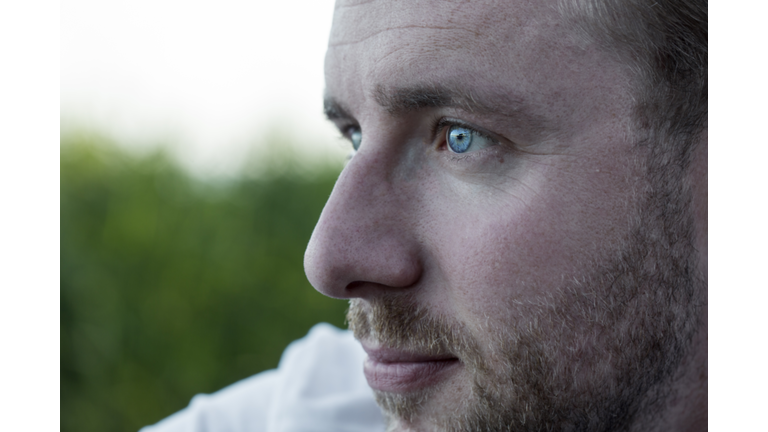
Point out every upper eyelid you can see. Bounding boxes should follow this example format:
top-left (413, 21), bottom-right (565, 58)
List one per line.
top-left (332, 117), bottom-right (501, 147)
top-left (342, 124), bottom-right (361, 140)
top-left (434, 118), bottom-right (499, 143)
top-left (330, 119), bottom-right (360, 137)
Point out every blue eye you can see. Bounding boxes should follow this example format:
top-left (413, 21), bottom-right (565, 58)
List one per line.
top-left (447, 126), bottom-right (473, 153)
top-left (444, 124), bottom-right (497, 154)
top-left (350, 130), bottom-right (362, 151)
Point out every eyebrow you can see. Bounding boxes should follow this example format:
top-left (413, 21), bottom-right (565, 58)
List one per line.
top-left (324, 83), bottom-right (552, 133)
top-left (323, 97), bottom-right (354, 122)
top-left (374, 83), bottom-right (511, 116)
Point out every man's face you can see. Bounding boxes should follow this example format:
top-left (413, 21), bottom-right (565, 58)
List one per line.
top-left (305, 0), bottom-right (698, 431)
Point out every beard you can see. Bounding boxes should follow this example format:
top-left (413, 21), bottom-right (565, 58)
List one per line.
top-left (347, 146), bottom-right (704, 432)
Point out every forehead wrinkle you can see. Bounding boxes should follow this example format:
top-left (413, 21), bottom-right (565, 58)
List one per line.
top-left (328, 24), bottom-right (480, 48)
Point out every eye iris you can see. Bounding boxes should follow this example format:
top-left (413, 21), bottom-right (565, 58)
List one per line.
top-left (447, 127), bottom-right (472, 153)
top-left (350, 130), bottom-right (362, 150)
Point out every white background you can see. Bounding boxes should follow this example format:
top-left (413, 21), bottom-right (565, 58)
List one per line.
top-left (61, 0), bottom-right (345, 177)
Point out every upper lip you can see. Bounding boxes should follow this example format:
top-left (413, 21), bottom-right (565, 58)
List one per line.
top-left (361, 341), bottom-right (458, 363)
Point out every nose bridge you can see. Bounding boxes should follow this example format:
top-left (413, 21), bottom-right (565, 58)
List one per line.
top-left (304, 146), bottom-right (422, 299)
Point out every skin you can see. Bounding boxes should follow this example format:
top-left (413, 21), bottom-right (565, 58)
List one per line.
top-left (304, 0), bottom-right (707, 430)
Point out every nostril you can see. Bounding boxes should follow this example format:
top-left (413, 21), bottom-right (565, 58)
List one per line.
top-left (341, 274), bottom-right (422, 299)
top-left (346, 281), bottom-right (366, 291)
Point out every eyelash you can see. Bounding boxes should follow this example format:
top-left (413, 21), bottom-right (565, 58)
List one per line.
top-left (432, 118), bottom-right (498, 154)
top-left (338, 124), bottom-right (361, 158)
top-left (337, 118), bottom-right (499, 159)
top-left (340, 125), bottom-right (359, 141)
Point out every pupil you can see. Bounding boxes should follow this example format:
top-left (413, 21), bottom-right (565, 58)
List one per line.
top-left (448, 127), bottom-right (472, 153)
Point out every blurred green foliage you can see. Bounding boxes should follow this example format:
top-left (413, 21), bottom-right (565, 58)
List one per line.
top-left (61, 131), bottom-right (348, 432)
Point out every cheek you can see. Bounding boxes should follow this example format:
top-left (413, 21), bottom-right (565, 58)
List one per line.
top-left (421, 154), bottom-right (638, 320)
top-left (433, 199), bottom-right (562, 314)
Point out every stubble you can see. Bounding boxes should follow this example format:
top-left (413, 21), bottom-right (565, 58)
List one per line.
top-left (347, 146), bottom-right (703, 432)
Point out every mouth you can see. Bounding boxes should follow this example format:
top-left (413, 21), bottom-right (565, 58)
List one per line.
top-left (361, 342), bottom-right (461, 393)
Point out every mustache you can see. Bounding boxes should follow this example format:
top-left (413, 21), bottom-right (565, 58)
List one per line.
top-left (346, 296), bottom-right (485, 372)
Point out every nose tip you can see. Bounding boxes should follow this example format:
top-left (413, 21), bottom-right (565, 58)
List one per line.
top-left (303, 155), bottom-right (422, 299)
top-left (304, 227), bottom-right (422, 298)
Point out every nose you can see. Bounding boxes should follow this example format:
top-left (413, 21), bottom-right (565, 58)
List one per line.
top-left (304, 146), bottom-right (422, 299)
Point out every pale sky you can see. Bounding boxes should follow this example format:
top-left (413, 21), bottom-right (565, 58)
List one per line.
top-left (61, 0), bottom-right (346, 177)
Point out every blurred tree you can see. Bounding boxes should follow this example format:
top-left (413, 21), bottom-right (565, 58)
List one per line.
top-left (61, 131), bottom-right (348, 432)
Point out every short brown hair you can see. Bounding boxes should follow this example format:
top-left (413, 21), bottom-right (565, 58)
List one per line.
top-left (560, 0), bottom-right (707, 160)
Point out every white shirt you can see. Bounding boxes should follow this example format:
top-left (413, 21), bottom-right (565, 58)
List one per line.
top-left (140, 323), bottom-right (384, 432)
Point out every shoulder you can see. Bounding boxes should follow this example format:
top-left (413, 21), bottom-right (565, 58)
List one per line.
top-left (140, 323), bottom-right (383, 432)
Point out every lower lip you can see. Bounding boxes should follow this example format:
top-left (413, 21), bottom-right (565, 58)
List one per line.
top-left (363, 357), bottom-right (460, 393)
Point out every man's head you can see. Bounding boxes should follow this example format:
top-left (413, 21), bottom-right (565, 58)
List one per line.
top-left (304, 0), bottom-right (707, 431)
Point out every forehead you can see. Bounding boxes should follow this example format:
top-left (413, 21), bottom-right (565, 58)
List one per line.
top-left (325, 0), bottom-right (601, 111)
top-left (323, 0), bottom-right (639, 138)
